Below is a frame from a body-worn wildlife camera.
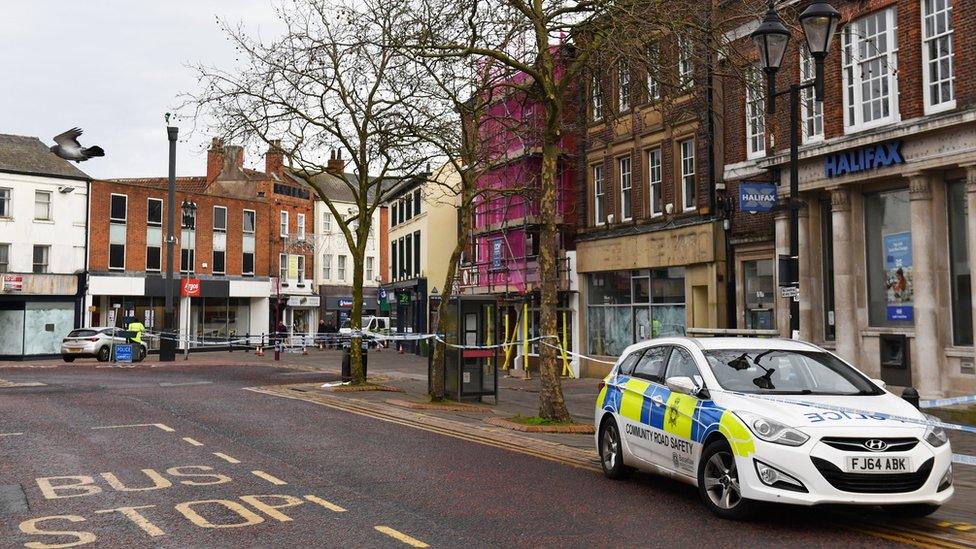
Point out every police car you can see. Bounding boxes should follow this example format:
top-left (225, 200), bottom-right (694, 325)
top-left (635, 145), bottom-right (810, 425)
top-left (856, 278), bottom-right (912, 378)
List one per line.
top-left (595, 337), bottom-right (953, 520)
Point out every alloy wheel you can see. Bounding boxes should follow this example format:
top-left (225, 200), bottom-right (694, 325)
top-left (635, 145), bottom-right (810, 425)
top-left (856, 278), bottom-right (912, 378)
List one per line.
top-left (703, 451), bottom-right (741, 510)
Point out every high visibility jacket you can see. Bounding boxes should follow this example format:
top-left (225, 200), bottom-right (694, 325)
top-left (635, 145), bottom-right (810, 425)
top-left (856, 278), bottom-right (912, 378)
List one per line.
top-left (128, 321), bottom-right (146, 344)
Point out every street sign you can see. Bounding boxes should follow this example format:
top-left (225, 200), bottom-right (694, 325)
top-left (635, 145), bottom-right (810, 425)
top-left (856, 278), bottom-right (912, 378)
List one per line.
top-left (115, 344), bottom-right (133, 363)
top-left (780, 286), bottom-right (799, 299)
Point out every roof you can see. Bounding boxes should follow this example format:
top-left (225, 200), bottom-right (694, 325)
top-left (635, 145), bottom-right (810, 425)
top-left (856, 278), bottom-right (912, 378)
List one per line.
top-left (0, 134), bottom-right (91, 180)
top-left (109, 177), bottom-right (209, 193)
top-left (291, 170), bottom-right (382, 203)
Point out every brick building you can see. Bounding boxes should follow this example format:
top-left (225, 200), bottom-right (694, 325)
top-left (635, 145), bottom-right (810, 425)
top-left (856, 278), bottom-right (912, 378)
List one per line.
top-left (722, 0), bottom-right (976, 397)
top-left (86, 140), bottom-right (315, 348)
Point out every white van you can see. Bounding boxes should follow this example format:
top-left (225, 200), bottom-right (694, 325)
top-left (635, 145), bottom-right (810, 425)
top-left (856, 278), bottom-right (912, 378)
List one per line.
top-left (339, 316), bottom-right (391, 335)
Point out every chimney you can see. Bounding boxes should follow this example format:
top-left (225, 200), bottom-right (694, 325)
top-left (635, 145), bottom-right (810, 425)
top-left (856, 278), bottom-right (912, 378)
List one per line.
top-left (265, 139), bottom-right (284, 176)
top-left (327, 149), bottom-right (345, 174)
top-left (217, 145), bottom-right (245, 181)
top-left (206, 138), bottom-right (224, 183)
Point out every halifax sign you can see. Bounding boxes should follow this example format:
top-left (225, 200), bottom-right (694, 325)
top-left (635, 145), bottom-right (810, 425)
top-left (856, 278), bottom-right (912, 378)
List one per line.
top-left (824, 140), bottom-right (904, 178)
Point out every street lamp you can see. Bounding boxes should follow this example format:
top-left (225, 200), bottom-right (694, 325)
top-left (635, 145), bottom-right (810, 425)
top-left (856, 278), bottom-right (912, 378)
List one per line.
top-left (160, 126), bottom-right (179, 362)
top-left (750, 1), bottom-right (839, 338)
top-left (180, 200), bottom-right (197, 359)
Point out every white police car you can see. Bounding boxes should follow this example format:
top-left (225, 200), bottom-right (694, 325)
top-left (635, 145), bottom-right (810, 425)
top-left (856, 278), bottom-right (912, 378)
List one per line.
top-left (595, 337), bottom-right (953, 520)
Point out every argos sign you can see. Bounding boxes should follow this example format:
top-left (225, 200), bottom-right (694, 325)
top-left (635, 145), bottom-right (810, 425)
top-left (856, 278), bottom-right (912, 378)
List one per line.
top-left (181, 278), bottom-right (201, 297)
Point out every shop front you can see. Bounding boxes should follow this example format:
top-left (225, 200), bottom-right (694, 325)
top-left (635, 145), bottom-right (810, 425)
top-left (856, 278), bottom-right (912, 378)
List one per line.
top-left (0, 274), bottom-right (84, 359)
top-left (317, 285), bottom-right (379, 330)
top-left (381, 277), bottom-right (428, 354)
top-left (576, 220), bottom-right (726, 376)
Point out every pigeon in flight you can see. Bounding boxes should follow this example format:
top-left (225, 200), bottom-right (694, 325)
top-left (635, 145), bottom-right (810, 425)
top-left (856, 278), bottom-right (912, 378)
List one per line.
top-left (50, 128), bottom-right (105, 162)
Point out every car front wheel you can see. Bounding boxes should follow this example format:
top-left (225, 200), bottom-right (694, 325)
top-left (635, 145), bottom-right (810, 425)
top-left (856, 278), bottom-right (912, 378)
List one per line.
top-left (96, 347), bottom-right (110, 362)
top-left (698, 439), bottom-right (757, 520)
top-left (599, 418), bottom-right (631, 480)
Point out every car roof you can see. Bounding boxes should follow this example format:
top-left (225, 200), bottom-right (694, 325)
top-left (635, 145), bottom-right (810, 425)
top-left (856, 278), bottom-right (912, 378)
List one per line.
top-left (74, 326), bottom-right (115, 331)
top-left (622, 336), bottom-right (824, 355)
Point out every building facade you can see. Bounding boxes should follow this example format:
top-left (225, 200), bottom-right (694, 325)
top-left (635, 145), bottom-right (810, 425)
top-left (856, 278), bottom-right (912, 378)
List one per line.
top-left (723, 0), bottom-right (976, 397)
top-left (0, 134), bottom-right (90, 359)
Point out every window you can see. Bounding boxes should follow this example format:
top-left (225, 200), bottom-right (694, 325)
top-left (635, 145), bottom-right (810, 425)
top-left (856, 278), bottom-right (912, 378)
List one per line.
top-left (842, 8), bottom-right (899, 132)
top-left (405, 235), bottom-right (413, 278)
top-left (864, 189), bottom-right (912, 327)
top-left (398, 238), bottom-right (406, 279)
top-left (404, 195), bottom-right (413, 221)
top-left (398, 200), bottom-right (405, 224)
top-left (0, 188), bottom-right (9, 217)
top-left (745, 65), bottom-right (766, 159)
top-left (242, 252), bottom-right (254, 276)
top-left (680, 139), bottom-right (696, 211)
top-left (297, 213), bottom-right (306, 239)
top-left (820, 199), bottom-right (835, 341)
top-left (323, 254), bottom-right (332, 279)
top-left (146, 246), bottom-right (161, 272)
top-left (212, 250), bottom-right (225, 275)
top-left (0, 243), bottom-right (8, 272)
top-left (665, 347), bottom-right (700, 381)
top-left (413, 189), bottom-right (422, 216)
top-left (33, 191), bottom-right (52, 221)
top-left (110, 194), bottom-right (127, 222)
top-left (593, 165), bottom-right (605, 225)
top-left (366, 256), bottom-right (374, 281)
top-left (742, 259), bottom-right (775, 330)
top-left (587, 268), bottom-right (685, 356)
top-left (390, 243), bottom-right (397, 281)
top-left (213, 206), bottom-right (227, 232)
top-left (617, 349), bottom-right (646, 376)
top-left (413, 231), bottom-right (421, 277)
top-left (279, 253), bottom-right (288, 280)
top-left (618, 62), bottom-right (631, 111)
top-left (391, 203), bottom-right (398, 228)
top-left (322, 212), bottom-right (332, 233)
top-left (33, 245), bottom-right (49, 274)
top-left (337, 255), bottom-right (347, 281)
top-left (243, 210), bottom-right (256, 234)
top-left (646, 44), bottom-right (660, 101)
top-left (297, 254), bottom-right (305, 284)
top-left (922, 0), bottom-right (954, 113)
top-left (648, 149), bottom-right (662, 217)
top-left (181, 249), bottom-right (195, 274)
top-left (147, 198), bottom-right (163, 226)
top-left (279, 211), bottom-right (288, 237)
top-left (619, 156), bottom-right (632, 221)
top-left (678, 35), bottom-right (693, 86)
top-left (800, 48), bottom-right (824, 143)
top-left (633, 346), bottom-right (670, 383)
top-left (592, 77), bottom-right (603, 121)
top-left (948, 180), bottom-right (971, 345)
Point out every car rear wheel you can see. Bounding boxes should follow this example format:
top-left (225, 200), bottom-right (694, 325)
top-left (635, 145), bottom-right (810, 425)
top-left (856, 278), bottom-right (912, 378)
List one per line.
top-left (698, 439), bottom-right (757, 520)
top-left (62, 356), bottom-right (75, 362)
top-left (599, 418), bottom-right (631, 480)
top-left (96, 347), bottom-right (110, 362)
top-left (882, 503), bottom-right (940, 518)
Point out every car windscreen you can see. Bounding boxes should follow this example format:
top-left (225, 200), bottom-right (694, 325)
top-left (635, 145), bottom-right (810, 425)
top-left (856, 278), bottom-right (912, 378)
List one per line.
top-left (340, 320), bottom-right (352, 329)
top-left (67, 329), bottom-right (98, 338)
top-left (702, 349), bottom-right (881, 396)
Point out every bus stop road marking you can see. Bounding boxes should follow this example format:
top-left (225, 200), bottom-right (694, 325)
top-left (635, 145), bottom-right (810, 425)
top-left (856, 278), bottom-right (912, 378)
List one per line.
top-left (304, 495), bottom-right (346, 512)
top-left (158, 381), bottom-right (212, 387)
top-left (182, 437), bottom-right (203, 446)
top-left (0, 432), bottom-right (24, 437)
top-left (213, 453), bottom-right (240, 464)
top-left (251, 471), bottom-right (287, 486)
top-left (374, 526), bottom-right (429, 548)
top-left (90, 423), bottom-right (175, 432)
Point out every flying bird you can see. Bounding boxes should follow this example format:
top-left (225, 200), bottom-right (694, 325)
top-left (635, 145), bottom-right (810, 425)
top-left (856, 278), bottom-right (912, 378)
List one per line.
top-left (50, 128), bottom-right (105, 163)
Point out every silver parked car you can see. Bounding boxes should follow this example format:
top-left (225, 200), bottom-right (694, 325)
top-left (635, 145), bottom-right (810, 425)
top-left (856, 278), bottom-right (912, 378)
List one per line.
top-left (61, 327), bottom-right (146, 362)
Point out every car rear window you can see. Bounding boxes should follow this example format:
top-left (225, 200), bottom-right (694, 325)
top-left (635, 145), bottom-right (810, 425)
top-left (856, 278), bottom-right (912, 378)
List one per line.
top-left (68, 329), bottom-right (98, 337)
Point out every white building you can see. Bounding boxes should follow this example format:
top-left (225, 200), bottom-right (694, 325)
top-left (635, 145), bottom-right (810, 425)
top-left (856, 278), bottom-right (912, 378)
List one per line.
top-left (310, 165), bottom-right (382, 330)
top-left (0, 134), bottom-right (90, 359)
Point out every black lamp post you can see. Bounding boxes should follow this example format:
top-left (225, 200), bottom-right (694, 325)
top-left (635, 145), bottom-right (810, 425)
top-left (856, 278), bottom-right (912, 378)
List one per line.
top-left (751, 0), bottom-right (839, 338)
top-left (160, 126), bottom-right (179, 362)
top-left (180, 200), bottom-right (197, 359)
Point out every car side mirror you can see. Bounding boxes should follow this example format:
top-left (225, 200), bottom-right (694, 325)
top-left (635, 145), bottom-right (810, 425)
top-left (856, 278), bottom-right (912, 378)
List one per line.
top-left (666, 376), bottom-right (698, 397)
top-left (871, 378), bottom-right (887, 391)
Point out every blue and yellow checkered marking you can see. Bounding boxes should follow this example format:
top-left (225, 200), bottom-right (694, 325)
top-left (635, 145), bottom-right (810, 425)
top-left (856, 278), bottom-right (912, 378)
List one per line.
top-left (600, 376), bottom-right (754, 454)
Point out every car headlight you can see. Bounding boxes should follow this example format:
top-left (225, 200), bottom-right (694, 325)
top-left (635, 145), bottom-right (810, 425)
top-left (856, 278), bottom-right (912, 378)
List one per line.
top-left (734, 411), bottom-right (809, 447)
top-left (923, 414), bottom-right (948, 448)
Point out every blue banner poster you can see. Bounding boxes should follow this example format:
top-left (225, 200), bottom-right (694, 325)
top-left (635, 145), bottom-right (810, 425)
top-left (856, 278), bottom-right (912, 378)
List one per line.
top-left (883, 232), bottom-right (913, 321)
top-left (491, 238), bottom-right (503, 269)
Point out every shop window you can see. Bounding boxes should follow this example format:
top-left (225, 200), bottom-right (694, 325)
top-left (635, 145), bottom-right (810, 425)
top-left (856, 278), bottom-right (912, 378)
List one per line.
top-left (742, 259), bottom-right (775, 330)
top-left (947, 180), bottom-right (972, 345)
top-left (587, 269), bottom-right (685, 356)
top-left (865, 189), bottom-right (913, 327)
top-left (820, 199), bottom-right (836, 340)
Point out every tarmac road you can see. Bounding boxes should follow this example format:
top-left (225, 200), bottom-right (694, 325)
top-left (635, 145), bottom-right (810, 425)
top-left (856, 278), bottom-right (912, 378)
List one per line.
top-left (0, 363), bottom-right (904, 548)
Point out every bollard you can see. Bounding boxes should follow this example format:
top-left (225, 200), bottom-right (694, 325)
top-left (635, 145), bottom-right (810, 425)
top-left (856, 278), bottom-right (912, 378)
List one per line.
top-left (902, 387), bottom-right (921, 409)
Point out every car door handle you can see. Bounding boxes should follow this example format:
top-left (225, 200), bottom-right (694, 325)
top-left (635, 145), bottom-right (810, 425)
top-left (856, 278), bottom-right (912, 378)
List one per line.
top-left (651, 395), bottom-right (664, 406)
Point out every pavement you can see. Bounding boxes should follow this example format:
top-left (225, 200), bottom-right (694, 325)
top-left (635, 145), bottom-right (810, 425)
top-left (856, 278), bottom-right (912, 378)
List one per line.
top-left (0, 348), bottom-right (972, 547)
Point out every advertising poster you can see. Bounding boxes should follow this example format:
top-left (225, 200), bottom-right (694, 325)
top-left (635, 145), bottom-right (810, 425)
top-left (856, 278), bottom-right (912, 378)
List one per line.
top-left (491, 238), bottom-right (503, 270)
top-left (883, 232), bottom-right (913, 321)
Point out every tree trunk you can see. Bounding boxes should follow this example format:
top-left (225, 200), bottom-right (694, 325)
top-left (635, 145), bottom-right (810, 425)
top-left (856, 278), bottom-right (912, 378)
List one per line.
top-left (349, 233), bottom-right (367, 385)
top-left (537, 137), bottom-right (572, 422)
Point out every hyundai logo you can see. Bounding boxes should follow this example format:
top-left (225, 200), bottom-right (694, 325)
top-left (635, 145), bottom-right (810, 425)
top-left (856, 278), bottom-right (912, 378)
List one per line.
top-left (863, 439), bottom-right (888, 452)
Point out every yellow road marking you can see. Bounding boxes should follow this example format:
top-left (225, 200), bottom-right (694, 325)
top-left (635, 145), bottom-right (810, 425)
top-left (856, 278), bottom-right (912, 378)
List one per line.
top-left (182, 437), bottom-right (203, 446)
top-left (841, 524), bottom-right (973, 549)
top-left (212, 452), bottom-right (241, 464)
top-left (251, 470), bottom-right (287, 486)
top-left (374, 526), bottom-right (429, 548)
top-left (304, 495), bottom-right (347, 513)
top-left (95, 505), bottom-right (165, 537)
top-left (90, 423), bottom-right (174, 432)
top-left (0, 432), bottom-right (24, 437)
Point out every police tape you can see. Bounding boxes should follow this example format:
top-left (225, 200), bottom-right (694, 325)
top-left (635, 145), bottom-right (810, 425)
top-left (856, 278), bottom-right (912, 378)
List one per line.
top-left (922, 394), bottom-right (976, 409)
top-left (539, 340), bottom-right (618, 365)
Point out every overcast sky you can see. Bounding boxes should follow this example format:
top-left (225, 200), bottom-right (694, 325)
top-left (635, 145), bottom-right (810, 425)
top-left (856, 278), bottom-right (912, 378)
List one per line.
top-left (0, 1), bottom-right (285, 179)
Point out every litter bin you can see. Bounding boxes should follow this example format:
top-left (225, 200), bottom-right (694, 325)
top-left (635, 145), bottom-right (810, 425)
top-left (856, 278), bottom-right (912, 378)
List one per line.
top-left (341, 343), bottom-right (369, 382)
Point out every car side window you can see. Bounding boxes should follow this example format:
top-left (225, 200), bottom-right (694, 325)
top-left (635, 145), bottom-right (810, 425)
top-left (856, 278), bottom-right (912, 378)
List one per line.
top-left (632, 346), bottom-right (670, 383)
top-left (665, 347), bottom-right (700, 381)
top-left (617, 349), bottom-right (645, 376)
